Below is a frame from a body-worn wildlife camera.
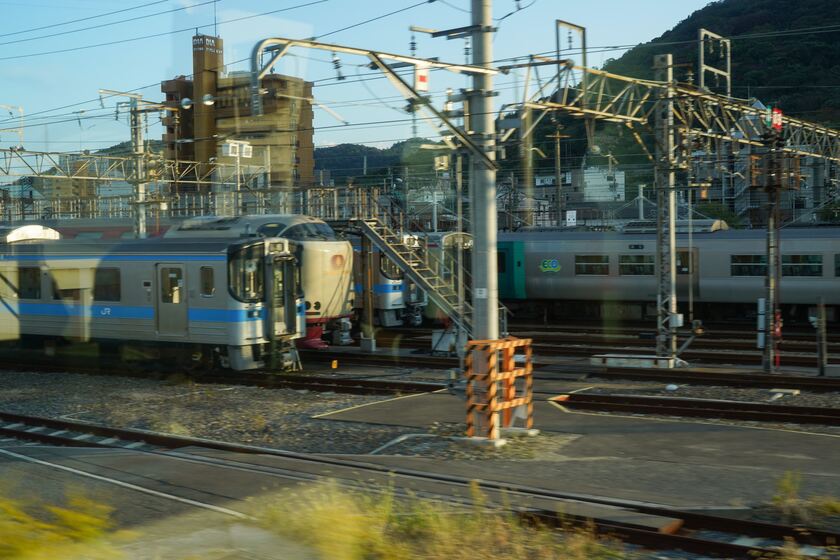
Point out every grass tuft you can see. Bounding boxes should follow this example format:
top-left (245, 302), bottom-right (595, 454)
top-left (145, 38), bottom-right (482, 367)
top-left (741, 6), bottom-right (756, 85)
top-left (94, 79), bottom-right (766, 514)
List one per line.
top-left (0, 493), bottom-right (124, 559)
top-left (255, 480), bottom-right (629, 560)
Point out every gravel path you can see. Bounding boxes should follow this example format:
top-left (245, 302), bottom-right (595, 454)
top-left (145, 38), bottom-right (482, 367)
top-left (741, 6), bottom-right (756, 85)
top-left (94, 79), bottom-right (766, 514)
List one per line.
top-left (0, 370), bottom-right (418, 454)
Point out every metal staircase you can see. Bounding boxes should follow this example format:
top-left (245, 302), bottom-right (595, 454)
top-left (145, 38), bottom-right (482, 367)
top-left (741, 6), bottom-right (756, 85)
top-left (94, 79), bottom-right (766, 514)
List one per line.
top-left (325, 190), bottom-right (508, 340)
top-left (357, 219), bottom-right (474, 337)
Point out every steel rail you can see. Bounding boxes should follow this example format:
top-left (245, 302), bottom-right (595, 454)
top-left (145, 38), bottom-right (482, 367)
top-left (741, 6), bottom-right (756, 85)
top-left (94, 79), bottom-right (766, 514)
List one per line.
top-left (557, 393), bottom-right (840, 426)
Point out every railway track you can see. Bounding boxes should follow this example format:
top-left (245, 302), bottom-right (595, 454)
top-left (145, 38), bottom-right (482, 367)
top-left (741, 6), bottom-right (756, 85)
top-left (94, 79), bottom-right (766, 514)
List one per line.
top-left (380, 328), bottom-right (835, 367)
top-left (555, 393), bottom-right (840, 426)
top-left (197, 370), bottom-right (446, 395)
top-left (3, 410), bottom-right (840, 558)
top-left (508, 322), bottom-right (840, 343)
top-left (576, 366), bottom-right (840, 393)
top-left (1, 337), bottom-right (839, 397)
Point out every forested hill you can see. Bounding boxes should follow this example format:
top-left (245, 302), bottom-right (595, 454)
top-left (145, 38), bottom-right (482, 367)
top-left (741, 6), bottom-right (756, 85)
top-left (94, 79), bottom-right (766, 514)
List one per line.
top-left (602, 0), bottom-right (840, 126)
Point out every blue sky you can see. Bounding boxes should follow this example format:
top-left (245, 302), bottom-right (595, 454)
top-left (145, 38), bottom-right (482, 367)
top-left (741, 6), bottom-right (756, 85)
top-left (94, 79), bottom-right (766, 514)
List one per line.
top-left (0, 0), bottom-right (712, 153)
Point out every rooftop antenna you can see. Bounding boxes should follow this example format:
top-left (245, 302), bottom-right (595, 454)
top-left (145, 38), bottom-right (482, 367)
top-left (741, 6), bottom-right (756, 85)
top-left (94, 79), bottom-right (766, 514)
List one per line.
top-left (214, 0), bottom-right (217, 36)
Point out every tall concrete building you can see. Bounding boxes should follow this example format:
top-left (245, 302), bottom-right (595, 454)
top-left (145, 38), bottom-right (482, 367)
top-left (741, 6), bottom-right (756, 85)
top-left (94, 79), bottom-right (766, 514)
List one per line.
top-left (161, 34), bottom-right (315, 193)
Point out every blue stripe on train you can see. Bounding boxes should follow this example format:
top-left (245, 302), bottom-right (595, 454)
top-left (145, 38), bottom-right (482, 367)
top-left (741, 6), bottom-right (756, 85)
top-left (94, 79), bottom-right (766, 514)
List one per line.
top-left (0, 255), bottom-right (227, 262)
top-left (189, 308), bottom-right (264, 322)
top-left (16, 303), bottom-right (155, 319)
top-left (10, 303), bottom-right (262, 322)
top-left (353, 283), bottom-right (405, 293)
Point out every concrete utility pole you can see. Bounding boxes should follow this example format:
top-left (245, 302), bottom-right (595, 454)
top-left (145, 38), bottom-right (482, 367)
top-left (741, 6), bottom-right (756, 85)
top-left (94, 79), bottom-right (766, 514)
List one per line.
top-left (130, 97), bottom-right (148, 239)
top-left (100, 89), bottom-right (150, 239)
top-left (520, 106), bottom-right (533, 227)
top-left (469, 0), bottom-right (498, 340)
top-left (764, 130), bottom-right (783, 372)
top-left (548, 128), bottom-right (568, 225)
top-left (653, 54), bottom-right (679, 360)
top-left (816, 297), bottom-right (827, 376)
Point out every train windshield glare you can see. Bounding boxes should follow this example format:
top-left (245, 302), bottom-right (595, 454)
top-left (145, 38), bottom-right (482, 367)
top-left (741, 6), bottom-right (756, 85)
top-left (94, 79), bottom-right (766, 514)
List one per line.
top-left (229, 243), bottom-right (265, 302)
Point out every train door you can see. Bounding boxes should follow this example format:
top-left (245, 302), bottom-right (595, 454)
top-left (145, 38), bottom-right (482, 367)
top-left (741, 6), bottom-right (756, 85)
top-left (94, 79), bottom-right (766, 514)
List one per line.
top-left (497, 243), bottom-right (512, 298)
top-left (676, 248), bottom-right (700, 300)
top-left (265, 254), bottom-right (298, 339)
top-left (156, 264), bottom-right (187, 336)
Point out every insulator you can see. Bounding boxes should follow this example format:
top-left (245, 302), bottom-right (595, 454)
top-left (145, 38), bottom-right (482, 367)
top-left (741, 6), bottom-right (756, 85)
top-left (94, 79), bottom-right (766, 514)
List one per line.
top-left (331, 52), bottom-right (345, 81)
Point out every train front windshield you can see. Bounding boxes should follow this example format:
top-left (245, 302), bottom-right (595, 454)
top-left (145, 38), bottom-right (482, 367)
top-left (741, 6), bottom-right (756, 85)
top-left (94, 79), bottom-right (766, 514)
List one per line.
top-left (279, 222), bottom-right (338, 241)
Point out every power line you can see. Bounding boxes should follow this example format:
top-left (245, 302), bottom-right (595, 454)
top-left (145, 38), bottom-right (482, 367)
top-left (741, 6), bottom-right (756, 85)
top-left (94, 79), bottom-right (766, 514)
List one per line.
top-left (0, 0), bottom-right (329, 62)
top-left (0, 0), bottom-right (219, 47)
top-left (312, 0), bottom-right (434, 41)
top-left (0, 0), bottom-right (168, 39)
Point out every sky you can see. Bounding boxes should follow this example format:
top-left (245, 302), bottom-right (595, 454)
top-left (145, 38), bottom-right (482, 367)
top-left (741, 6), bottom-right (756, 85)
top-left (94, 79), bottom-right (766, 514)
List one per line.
top-left (0, 0), bottom-right (713, 155)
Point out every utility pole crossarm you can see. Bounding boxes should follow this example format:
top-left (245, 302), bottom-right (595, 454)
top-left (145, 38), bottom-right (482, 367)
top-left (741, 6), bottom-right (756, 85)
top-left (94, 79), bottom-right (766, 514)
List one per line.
top-left (366, 53), bottom-right (497, 170)
top-left (250, 36), bottom-right (497, 115)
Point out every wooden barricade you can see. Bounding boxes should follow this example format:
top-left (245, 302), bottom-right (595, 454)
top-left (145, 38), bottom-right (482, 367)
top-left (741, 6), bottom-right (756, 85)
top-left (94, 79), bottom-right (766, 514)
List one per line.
top-left (464, 337), bottom-right (533, 440)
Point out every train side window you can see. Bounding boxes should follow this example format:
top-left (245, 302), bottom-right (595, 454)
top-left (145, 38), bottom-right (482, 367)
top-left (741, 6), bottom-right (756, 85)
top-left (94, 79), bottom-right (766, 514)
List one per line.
top-left (497, 252), bottom-right (507, 274)
top-left (782, 254), bottom-right (822, 277)
top-left (836, 254), bottom-right (840, 277)
top-left (160, 268), bottom-right (183, 304)
top-left (93, 268), bottom-right (121, 302)
top-left (200, 267), bottom-right (215, 297)
top-left (52, 269), bottom-right (90, 302)
top-left (575, 255), bottom-right (609, 275)
top-left (676, 251), bottom-right (691, 275)
top-left (731, 255), bottom-right (766, 276)
top-left (619, 255), bottom-right (654, 275)
top-left (18, 267), bottom-right (40, 299)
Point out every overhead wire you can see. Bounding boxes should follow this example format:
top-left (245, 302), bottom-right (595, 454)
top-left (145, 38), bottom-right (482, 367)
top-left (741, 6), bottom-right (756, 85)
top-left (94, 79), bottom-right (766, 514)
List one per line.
top-left (8, 4), bottom-right (840, 168)
top-left (0, 0), bottom-right (169, 39)
top-left (0, 0), bottom-right (219, 47)
top-left (0, 0), bottom-right (329, 62)
top-left (312, 0), bottom-right (435, 41)
top-left (0, 0), bottom-right (436, 125)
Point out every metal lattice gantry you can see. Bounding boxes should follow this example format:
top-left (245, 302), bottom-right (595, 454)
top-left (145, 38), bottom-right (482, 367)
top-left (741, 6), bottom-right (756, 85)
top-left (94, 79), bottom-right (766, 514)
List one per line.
top-left (502, 53), bottom-right (840, 361)
top-left (0, 147), bottom-right (269, 186)
top-left (517, 62), bottom-right (840, 162)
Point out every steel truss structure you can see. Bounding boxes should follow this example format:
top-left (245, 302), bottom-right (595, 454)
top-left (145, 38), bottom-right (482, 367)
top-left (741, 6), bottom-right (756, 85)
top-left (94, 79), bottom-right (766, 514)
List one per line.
top-left (501, 56), bottom-right (840, 361)
top-left (0, 148), bottom-right (268, 186)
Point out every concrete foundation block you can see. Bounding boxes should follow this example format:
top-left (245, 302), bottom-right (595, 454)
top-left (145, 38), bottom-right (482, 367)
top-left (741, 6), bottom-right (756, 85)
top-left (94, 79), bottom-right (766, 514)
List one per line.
top-left (500, 427), bottom-right (540, 438)
top-left (452, 436), bottom-right (508, 448)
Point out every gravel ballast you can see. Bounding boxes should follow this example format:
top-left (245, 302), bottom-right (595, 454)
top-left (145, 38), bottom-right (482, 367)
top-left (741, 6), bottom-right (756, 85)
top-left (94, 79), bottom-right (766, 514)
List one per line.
top-left (0, 370), bottom-right (419, 454)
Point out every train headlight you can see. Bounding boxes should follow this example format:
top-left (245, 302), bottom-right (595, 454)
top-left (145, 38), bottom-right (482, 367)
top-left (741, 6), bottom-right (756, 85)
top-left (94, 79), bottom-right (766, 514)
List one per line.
top-left (331, 254), bottom-right (345, 269)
